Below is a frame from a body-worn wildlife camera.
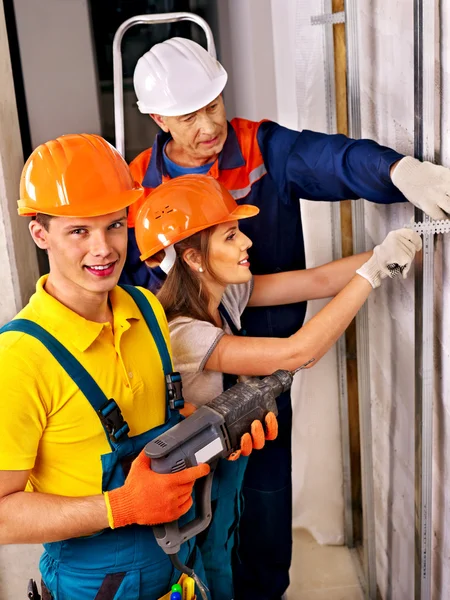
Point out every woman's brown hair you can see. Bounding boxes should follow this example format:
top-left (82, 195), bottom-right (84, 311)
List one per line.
top-left (156, 227), bottom-right (223, 325)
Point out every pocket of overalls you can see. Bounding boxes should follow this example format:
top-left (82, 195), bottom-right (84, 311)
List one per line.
top-left (53, 569), bottom-right (139, 600)
top-left (94, 570), bottom-right (140, 599)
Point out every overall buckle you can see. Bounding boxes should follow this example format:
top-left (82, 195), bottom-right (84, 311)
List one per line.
top-left (98, 399), bottom-right (130, 443)
top-left (166, 372), bottom-right (185, 410)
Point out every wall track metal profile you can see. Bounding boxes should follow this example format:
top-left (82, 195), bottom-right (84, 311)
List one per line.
top-left (112, 13), bottom-right (216, 158)
top-left (312, 0), bottom-right (354, 551)
top-left (413, 2), bottom-right (435, 599)
top-left (344, 2), bottom-right (378, 598)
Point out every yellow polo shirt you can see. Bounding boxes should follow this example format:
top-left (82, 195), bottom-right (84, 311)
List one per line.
top-left (0, 276), bottom-right (169, 497)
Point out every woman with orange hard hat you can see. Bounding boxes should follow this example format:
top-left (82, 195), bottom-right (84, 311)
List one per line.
top-left (134, 173), bottom-right (422, 600)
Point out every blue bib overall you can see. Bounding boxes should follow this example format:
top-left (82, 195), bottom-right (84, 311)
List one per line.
top-left (196, 303), bottom-right (249, 600)
top-left (0, 286), bottom-right (207, 600)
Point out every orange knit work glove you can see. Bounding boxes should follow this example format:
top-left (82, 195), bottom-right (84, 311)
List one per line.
top-left (104, 450), bottom-right (210, 529)
top-left (228, 412), bottom-right (278, 461)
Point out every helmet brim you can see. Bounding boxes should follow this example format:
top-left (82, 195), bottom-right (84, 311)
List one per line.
top-left (229, 204), bottom-right (260, 220)
top-left (137, 74), bottom-right (228, 117)
top-left (18, 188), bottom-right (144, 218)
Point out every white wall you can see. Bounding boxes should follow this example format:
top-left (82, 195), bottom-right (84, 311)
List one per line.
top-left (0, 2), bottom-right (41, 597)
top-left (0, 2), bottom-right (101, 595)
top-left (0, 1), bottom-right (39, 320)
top-left (270, 0), bottom-right (298, 130)
top-left (219, 0), bottom-right (346, 545)
top-left (217, 0), bottom-right (278, 122)
top-left (357, 4), bottom-right (415, 598)
top-left (13, 0), bottom-right (101, 148)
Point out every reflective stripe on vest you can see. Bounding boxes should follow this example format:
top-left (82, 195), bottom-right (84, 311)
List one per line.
top-left (228, 163), bottom-right (268, 200)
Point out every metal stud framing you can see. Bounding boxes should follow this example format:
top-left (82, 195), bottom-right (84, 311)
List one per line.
top-left (344, 1), bottom-right (378, 598)
top-left (414, 2), bottom-right (435, 599)
top-left (314, 0), bottom-right (354, 549)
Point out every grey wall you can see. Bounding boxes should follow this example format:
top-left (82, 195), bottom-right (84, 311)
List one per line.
top-left (267, 0), bottom-right (450, 597)
top-left (13, 0), bottom-right (101, 147)
top-left (217, 0), bottom-right (278, 121)
top-left (359, 2), bottom-right (450, 599)
top-left (0, 1), bottom-right (41, 596)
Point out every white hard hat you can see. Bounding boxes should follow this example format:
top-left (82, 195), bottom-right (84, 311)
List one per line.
top-left (133, 37), bottom-right (228, 116)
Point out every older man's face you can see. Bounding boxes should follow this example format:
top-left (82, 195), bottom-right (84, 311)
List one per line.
top-left (154, 96), bottom-right (228, 166)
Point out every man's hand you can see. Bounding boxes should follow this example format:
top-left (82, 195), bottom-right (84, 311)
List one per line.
top-left (105, 450), bottom-right (210, 528)
top-left (356, 228), bottom-right (422, 288)
top-left (391, 156), bottom-right (450, 220)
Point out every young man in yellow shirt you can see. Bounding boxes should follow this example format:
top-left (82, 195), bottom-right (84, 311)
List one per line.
top-left (0, 134), bottom-right (210, 599)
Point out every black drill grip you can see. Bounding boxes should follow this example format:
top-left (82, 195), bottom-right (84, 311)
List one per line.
top-left (206, 369), bottom-right (292, 451)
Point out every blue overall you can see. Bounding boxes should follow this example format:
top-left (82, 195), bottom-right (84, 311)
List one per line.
top-left (195, 303), bottom-right (249, 600)
top-left (0, 286), bottom-right (208, 600)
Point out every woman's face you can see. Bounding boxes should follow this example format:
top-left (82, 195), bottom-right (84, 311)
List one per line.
top-left (206, 221), bottom-right (253, 285)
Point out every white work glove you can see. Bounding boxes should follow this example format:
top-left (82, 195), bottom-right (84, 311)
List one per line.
top-left (356, 228), bottom-right (422, 289)
top-left (391, 156), bottom-right (450, 220)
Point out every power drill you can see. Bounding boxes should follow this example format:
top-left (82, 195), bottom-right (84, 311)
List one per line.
top-left (144, 369), bottom-right (293, 556)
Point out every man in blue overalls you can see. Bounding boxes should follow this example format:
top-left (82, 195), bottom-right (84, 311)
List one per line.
top-left (0, 133), bottom-right (210, 599)
top-left (122, 38), bottom-right (450, 600)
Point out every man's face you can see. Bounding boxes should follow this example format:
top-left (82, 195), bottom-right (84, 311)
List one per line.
top-left (30, 209), bottom-right (128, 296)
top-left (154, 95), bottom-right (228, 164)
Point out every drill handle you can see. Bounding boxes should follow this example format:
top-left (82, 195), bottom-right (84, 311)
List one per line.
top-left (153, 467), bottom-right (215, 554)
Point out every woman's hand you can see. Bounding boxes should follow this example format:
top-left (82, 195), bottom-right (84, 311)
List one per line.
top-left (356, 228), bottom-right (422, 288)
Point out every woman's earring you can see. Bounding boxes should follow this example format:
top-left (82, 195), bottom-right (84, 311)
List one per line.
top-left (198, 267), bottom-right (204, 273)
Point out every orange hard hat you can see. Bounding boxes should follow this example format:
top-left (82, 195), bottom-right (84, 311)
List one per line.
top-left (18, 134), bottom-right (143, 217)
top-left (135, 174), bottom-right (260, 261)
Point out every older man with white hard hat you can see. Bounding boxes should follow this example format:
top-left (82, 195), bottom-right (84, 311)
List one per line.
top-left (120, 37), bottom-right (450, 600)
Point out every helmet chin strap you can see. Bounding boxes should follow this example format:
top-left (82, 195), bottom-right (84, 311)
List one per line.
top-left (159, 244), bottom-right (177, 274)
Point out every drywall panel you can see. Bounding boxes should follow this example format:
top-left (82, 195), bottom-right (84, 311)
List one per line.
top-left (13, 0), bottom-right (101, 148)
top-left (359, 1), bottom-right (450, 599)
top-left (358, 3), bottom-right (416, 599)
top-left (272, 3), bottom-right (450, 598)
top-left (290, 1), bottom-right (450, 595)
